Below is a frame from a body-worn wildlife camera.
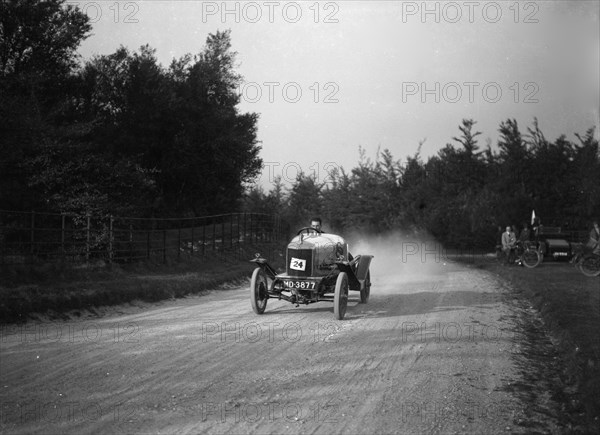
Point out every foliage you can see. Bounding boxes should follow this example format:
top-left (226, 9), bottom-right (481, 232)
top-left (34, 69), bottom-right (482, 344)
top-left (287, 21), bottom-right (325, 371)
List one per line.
top-left (1, 2), bottom-right (260, 218)
top-left (2, 1), bottom-right (598, 248)
top-left (249, 119), bottom-right (599, 249)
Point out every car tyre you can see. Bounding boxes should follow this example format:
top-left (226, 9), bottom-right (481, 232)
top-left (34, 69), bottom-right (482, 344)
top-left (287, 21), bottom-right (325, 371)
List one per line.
top-left (521, 249), bottom-right (541, 268)
top-left (251, 268), bottom-right (268, 314)
top-left (360, 270), bottom-right (371, 303)
top-left (334, 272), bottom-right (349, 320)
top-left (580, 255), bottom-right (600, 277)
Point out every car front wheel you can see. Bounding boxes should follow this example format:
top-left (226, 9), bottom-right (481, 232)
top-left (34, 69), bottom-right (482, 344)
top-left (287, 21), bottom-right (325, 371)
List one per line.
top-left (250, 268), bottom-right (268, 314)
top-left (334, 272), bottom-right (349, 320)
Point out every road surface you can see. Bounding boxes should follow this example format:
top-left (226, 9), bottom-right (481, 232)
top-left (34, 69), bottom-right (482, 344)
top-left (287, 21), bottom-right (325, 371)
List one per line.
top-left (0, 259), bottom-right (561, 434)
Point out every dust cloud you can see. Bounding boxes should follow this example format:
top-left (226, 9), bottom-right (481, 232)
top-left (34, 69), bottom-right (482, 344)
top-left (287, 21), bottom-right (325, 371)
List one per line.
top-left (347, 230), bottom-right (452, 294)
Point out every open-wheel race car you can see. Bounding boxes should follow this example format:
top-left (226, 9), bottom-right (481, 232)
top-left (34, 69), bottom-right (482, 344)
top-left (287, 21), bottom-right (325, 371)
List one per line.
top-left (249, 227), bottom-right (373, 320)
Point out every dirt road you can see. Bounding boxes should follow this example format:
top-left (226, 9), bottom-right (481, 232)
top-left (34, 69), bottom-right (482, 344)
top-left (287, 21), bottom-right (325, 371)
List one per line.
top-left (0, 260), bottom-right (562, 434)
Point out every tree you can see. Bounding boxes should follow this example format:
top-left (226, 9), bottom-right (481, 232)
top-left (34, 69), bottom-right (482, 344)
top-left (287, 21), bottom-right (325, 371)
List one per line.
top-left (0, 0), bottom-right (91, 210)
top-left (40, 30), bottom-right (261, 217)
top-left (452, 118), bottom-right (482, 156)
top-left (158, 30), bottom-right (262, 215)
top-left (570, 128), bottom-right (600, 224)
top-left (286, 173), bottom-right (323, 229)
top-left (0, 0), bottom-right (90, 78)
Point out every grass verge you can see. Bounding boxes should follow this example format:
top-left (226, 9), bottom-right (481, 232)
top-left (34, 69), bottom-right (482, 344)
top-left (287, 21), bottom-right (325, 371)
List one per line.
top-left (0, 245), bottom-right (285, 324)
top-left (474, 258), bottom-right (600, 433)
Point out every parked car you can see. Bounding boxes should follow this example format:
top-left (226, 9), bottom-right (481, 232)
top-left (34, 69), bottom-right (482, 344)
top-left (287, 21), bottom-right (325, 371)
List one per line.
top-left (536, 226), bottom-right (573, 261)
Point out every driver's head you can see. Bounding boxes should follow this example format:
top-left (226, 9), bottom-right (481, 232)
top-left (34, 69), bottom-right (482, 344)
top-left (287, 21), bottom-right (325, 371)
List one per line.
top-left (310, 217), bottom-right (322, 231)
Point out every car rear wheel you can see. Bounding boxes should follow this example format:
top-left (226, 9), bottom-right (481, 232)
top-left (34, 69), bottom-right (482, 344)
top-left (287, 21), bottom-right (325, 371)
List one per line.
top-left (250, 268), bottom-right (268, 314)
top-left (521, 249), bottom-right (541, 268)
top-left (580, 255), bottom-right (600, 277)
top-left (334, 272), bottom-right (349, 320)
top-left (360, 270), bottom-right (371, 303)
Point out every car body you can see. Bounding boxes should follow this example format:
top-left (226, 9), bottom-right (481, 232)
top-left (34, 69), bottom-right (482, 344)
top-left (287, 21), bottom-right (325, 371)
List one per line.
top-left (535, 226), bottom-right (573, 261)
top-left (249, 227), bottom-right (373, 320)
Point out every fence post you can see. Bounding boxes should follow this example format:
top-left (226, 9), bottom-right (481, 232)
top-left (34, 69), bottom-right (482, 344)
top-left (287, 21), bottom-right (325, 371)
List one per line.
top-left (243, 213), bottom-right (247, 244)
top-left (230, 214), bottom-right (233, 249)
top-left (30, 210), bottom-right (35, 257)
top-left (268, 215), bottom-right (272, 242)
top-left (177, 220), bottom-right (181, 260)
top-left (61, 213), bottom-right (66, 259)
top-left (147, 228), bottom-right (151, 259)
top-left (163, 226), bottom-right (167, 263)
top-left (129, 223), bottom-right (133, 262)
top-left (202, 218), bottom-right (206, 256)
top-left (249, 213), bottom-right (253, 243)
top-left (212, 218), bottom-right (216, 252)
top-left (237, 213), bottom-right (241, 259)
top-left (222, 218), bottom-right (225, 252)
top-left (86, 213), bottom-right (90, 264)
top-left (191, 220), bottom-right (195, 257)
top-left (109, 215), bottom-right (114, 263)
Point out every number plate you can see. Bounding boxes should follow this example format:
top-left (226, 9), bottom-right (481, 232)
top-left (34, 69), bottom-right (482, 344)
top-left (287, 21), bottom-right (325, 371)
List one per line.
top-left (282, 280), bottom-right (317, 290)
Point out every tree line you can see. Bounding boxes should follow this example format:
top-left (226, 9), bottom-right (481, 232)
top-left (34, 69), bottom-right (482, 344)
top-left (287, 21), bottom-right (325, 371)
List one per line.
top-left (2, 1), bottom-right (598, 250)
top-left (1, 0), bottom-right (261, 218)
top-left (244, 118), bottom-right (599, 249)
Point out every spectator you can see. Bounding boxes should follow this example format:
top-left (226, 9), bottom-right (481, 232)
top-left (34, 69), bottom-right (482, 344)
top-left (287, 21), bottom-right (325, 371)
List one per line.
top-left (501, 226), bottom-right (517, 265)
top-left (519, 223), bottom-right (531, 244)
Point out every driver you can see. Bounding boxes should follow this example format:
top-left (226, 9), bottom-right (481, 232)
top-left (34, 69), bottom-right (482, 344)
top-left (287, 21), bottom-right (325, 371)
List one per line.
top-left (310, 217), bottom-right (323, 233)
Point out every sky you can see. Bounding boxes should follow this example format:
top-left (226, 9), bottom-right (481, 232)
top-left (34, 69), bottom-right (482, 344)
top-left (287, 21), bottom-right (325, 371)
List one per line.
top-left (69, 1), bottom-right (600, 189)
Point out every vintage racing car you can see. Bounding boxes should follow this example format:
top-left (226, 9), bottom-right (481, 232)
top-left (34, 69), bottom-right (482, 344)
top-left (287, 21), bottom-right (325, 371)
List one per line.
top-left (249, 227), bottom-right (373, 320)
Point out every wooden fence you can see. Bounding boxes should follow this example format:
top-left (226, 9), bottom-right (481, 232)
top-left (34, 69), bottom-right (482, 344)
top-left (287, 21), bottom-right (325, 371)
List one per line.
top-left (0, 210), bottom-right (289, 265)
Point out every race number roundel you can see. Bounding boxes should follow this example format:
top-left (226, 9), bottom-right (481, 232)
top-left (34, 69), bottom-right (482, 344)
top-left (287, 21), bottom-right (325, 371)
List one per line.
top-left (290, 257), bottom-right (306, 271)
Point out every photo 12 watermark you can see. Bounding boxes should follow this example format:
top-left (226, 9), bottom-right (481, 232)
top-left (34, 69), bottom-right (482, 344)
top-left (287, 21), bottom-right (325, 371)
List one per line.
top-left (200, 400), bottom-right (339, 423)
top-left (398, 241), bottom-right (489, 264)
top-left (400, 1), bottom-right (540, 24)
top-left (399, 401), bottom-right (524, 424)
top-left (0, 401), bottom-right (135, 425)
top-left (0, 322), bottom-right (140, 344)
top-left (201, 1), bottom-right (340, 24)
top-left (401, 82), bottom-right (540, 104)
top-left (200, 321), bottom-right (341, 344)
top-left (259, 161), bottom-right (342, 184)
top-left (68, 1), bottom-right (141, 24)
top-left (400, 321), bottom-right (514, 343)
top-left (239, 81), bottom-right (340, 104)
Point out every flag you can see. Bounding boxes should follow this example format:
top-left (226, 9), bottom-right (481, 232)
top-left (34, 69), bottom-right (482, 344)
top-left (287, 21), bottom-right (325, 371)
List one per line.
top-left (531, 210), bottom-right (536, 226)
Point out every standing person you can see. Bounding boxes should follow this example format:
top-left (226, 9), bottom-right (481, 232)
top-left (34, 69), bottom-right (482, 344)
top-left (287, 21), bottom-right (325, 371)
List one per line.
top-left (588, 220), bottom-right (600, 255)
top-left (501, 226), bottom-right (517, 265)
top-left (516, 223), bottom-right (532, 266)
top-left (532, 217), bottom-right (546, 256)
top-left (533, 218), bottom-right (544, 240)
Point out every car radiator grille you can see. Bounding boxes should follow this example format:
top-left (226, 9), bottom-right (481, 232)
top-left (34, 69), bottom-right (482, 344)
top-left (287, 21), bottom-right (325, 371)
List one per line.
top-left (286, 248), bottom-right (313, 277)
